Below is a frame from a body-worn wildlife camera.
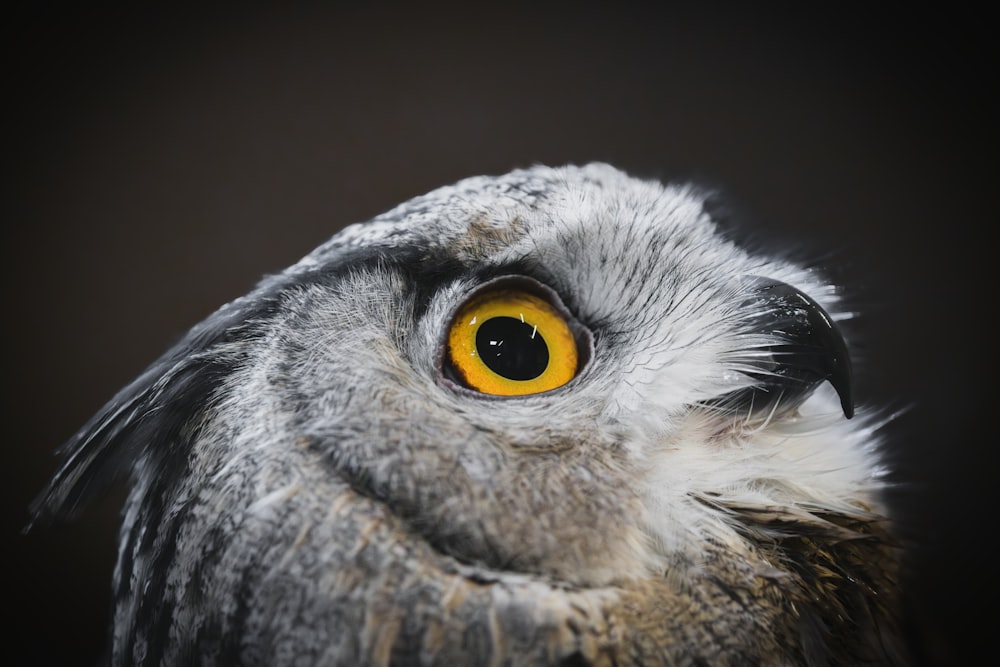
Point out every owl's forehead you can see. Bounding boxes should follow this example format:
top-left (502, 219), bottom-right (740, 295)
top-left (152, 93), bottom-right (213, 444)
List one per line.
top-left (394, 163), bottom-right (721, 252)
top-left (287, 163), bottom-right (815, 331)
top-left (319, 164), bottom-right (768, 281)
top-left (303, 164), bottom-right (714, 261)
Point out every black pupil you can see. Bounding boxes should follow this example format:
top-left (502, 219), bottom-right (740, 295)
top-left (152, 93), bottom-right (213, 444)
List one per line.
top-left (476, 316), bottom-right (549, 381)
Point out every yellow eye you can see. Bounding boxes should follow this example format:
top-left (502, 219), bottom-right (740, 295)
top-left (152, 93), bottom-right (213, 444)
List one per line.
top-left (446, 286), bottom-right (580, 396)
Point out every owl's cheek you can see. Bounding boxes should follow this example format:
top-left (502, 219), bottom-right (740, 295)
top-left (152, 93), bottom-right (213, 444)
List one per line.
top-left (471, 453), bottom-right (664, 585)
top-left (318, 413), bottom-right (653, 585)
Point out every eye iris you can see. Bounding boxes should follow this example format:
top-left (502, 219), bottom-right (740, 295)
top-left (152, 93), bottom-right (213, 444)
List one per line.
top-left (475, 316), bottom-right (549, 381)
top-left (445, 285), bottom-right (581, 396)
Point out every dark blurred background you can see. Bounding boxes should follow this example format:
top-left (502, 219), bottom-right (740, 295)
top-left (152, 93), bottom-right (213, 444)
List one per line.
top-left (4, 4), bottom-right (992, 665)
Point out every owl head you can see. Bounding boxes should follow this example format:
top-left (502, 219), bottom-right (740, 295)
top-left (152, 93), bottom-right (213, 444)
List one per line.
top-left (33, 163), bottom-right (905, 665)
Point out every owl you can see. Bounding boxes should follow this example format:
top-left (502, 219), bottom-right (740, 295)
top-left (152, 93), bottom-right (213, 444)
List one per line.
top-left (32, 163), bottom-right (906, 665)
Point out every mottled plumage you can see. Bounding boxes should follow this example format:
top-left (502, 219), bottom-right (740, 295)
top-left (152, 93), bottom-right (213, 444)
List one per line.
top-left (33, 163), bottom-right (905, 665)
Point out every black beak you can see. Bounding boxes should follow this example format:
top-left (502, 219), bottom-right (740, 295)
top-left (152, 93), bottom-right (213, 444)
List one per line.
top-left (719, 277), bottom-right (854, 419)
